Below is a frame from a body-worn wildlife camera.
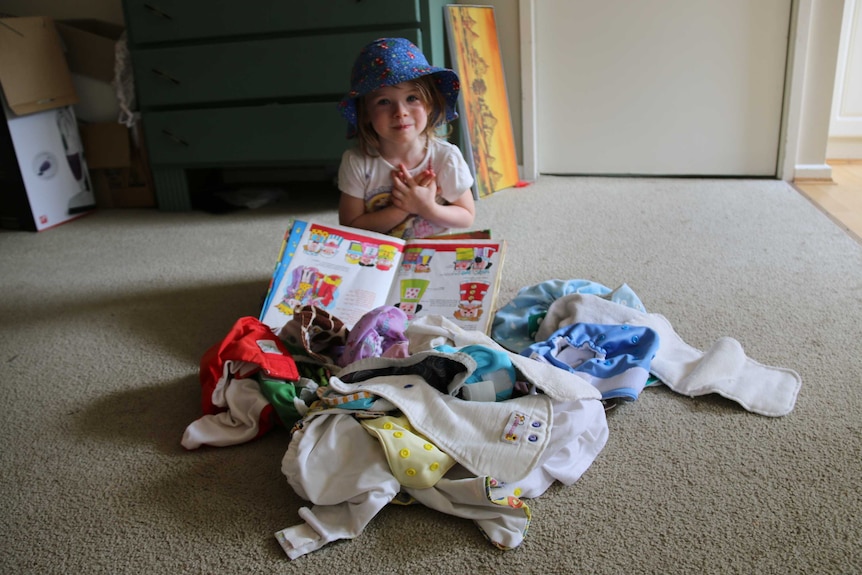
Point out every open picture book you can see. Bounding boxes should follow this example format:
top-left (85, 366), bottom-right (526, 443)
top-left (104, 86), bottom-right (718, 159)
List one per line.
top-left (259, 220), bottom-right (506, 334)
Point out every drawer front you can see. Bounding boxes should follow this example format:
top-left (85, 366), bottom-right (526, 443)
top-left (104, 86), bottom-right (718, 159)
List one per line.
top-left (142, 103), bottom-right (349, 166)
top-left (134, 29), bottom-right (422, 108)
top-left (125, 0), bottom-right (423, 44)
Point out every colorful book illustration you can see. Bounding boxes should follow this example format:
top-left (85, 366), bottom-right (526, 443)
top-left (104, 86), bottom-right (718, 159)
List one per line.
top-left (260, 221), bottom-right (506, 334)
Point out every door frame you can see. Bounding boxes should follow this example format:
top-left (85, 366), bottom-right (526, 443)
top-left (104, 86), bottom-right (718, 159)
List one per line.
top-left (519, 0), bottom-right (829, 182)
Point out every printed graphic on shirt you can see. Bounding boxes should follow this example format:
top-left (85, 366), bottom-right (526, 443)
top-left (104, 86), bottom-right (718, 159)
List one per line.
top-left (364, 185), bottom-right (439, 240)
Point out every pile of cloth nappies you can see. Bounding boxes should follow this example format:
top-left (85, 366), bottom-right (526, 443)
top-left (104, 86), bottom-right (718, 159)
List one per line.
top-left (180, 278), bottom-right (802, 560)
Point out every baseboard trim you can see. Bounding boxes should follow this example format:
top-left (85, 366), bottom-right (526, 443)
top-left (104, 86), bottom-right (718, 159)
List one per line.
top-left (794, 163), bottom-right (833, 182)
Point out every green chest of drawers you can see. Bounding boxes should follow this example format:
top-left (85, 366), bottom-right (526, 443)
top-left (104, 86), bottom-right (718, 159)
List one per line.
top-left (122, 0), bottom-right (450, 210)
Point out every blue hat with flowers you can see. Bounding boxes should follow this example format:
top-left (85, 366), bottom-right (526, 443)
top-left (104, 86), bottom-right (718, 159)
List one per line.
top-left (338, 38), bottom-right (460, 137)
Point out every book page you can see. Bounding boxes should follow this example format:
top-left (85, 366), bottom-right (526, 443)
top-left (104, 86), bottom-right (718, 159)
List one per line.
top-left (260, 222), bottom-right (405, 331)
top-left (386, 239), bottom-right (505, 334)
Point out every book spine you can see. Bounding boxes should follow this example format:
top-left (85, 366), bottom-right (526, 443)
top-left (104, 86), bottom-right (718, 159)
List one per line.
top-left (260, 221), bottom-right (308, 320)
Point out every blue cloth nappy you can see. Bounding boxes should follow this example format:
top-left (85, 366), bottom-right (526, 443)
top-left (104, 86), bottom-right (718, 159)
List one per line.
top-left (491, 279), bottom-right (647, 353)
top-left (523, 323), bottom-right (659, 401)
top-left (436, 344), bottom-right (517, 402)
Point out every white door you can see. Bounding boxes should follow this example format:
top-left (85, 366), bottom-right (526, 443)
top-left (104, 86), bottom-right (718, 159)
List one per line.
top-left (535, 0), bottom-right (792, 176)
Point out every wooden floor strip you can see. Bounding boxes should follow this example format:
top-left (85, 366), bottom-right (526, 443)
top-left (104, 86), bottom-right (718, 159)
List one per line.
top-left (793, 160), bottom-right (862, 244)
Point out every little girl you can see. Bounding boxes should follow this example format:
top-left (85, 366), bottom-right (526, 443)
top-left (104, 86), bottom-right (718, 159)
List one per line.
top-left (337, 38), bottom-right (476, 239)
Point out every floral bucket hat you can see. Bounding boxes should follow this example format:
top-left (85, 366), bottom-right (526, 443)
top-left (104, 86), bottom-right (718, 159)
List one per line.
top-left (338, 37), bottom-right (460, 137)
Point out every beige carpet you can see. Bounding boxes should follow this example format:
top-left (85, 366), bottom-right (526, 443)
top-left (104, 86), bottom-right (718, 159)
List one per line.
top-left (1, 176), bottom-right (860, 574)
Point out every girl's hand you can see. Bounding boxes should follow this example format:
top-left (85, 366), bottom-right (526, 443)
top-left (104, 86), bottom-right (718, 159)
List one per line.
top-left (414, 167), bottom-right (436, 188)
top-left (391, 164), bottom-right (438, 215)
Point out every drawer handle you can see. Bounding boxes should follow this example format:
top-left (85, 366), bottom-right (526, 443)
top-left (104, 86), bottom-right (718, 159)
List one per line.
top-left (151, 68), bottom-right (181, 85)
top-left (143, 3), bottom-right (173, 19)
top-left (161, 130), bottom-right (189, 147)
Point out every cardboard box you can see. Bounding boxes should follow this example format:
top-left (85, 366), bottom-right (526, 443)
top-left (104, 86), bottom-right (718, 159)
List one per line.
top-left (54, 20), bottom-right (154, 209)
top-left (56, 19), bottom-right (124, 123)
top-left (57, 20), bottom-right (124, 122)
top-left (0, 17), bottom-right (77, 115)
top-left (79, 121), bottom-right (155, 209)
top-left (80, 122), bottom-right (130, 168)
top-left (0, 17), bottom-right (96, 231)
top-left (55, 20), bottom-right (123, 84)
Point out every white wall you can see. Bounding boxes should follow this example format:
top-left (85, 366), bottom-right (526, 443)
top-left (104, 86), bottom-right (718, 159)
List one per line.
top-left (792, 0), bottom-right (845, 179)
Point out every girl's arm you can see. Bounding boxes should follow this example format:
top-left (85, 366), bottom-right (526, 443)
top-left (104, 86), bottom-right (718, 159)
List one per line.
top-left (339, 193), bottom-right (410, 234)
top-left (430, 188), bottom-right (476, 229)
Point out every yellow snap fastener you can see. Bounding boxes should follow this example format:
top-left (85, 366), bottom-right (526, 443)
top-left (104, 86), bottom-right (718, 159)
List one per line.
top-left (513, 488), bottom-right (522, 496)
top-left (406, 468), bottom-right (417, 476)
top-left (399, 448), bottom-right (410, 458)
top-left (394, 431), bottom-right (403, 438)
top-left (423, 443), bottom-right (433, 451)
top-left (430, 462), bottom-right (439, 471)
top-left (383, 423), bottom-right (393, 430)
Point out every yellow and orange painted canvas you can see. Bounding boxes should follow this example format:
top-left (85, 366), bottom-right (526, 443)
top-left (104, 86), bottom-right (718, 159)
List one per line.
top-left (445, 5), bottom-right (519, 198)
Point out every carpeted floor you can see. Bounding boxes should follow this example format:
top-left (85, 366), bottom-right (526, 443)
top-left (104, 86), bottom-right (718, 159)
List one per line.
top-left (1, 176), bottom-right (860, 574)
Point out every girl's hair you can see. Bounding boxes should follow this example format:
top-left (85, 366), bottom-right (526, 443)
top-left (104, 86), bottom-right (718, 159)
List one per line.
top-left (354, 76), bottom-right (450, 157)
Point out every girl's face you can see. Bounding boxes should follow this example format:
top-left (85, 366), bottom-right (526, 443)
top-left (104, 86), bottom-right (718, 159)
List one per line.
top-left (364, 82), bottom-right (430, 149)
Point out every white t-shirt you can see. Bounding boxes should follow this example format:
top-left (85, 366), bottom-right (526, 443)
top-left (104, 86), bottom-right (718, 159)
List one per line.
top-left (337, 138), bottom-right (474, 239)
